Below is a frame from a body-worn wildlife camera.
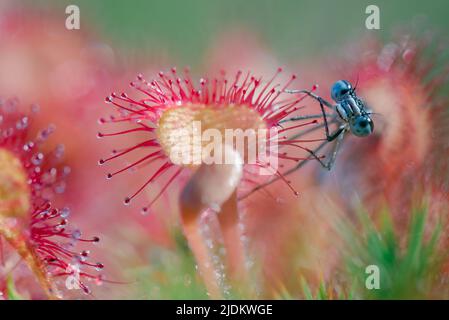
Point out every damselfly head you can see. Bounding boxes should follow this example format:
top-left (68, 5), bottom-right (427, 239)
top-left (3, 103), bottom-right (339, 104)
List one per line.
top-left (331, 80), bottom-right (353, 102)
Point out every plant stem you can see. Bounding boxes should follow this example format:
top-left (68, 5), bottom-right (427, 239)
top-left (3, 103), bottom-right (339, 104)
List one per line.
top-left (179, 148), bottom-right (244, 298)
top-left (0, 219), bottom-right (60, 299)
top-left (180, 209), bottom-right (223, 299)
top-left (216, 191), bottom-right (249, 291)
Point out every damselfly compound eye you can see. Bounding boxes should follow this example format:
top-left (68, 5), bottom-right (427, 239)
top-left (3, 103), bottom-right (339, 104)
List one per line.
top-left (350, 115), bottom-right (374, 137)
top-left (331, 80), bottom-right (352, 102)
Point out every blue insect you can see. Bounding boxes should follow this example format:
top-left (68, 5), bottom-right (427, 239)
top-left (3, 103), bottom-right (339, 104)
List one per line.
top-left (240, 80), bottom-right (374, 200)
top-left (284, 79), bottom-right (374, 170)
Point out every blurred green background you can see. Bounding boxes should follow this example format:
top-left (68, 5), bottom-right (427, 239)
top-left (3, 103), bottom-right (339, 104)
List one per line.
top-left (25, 0), bottom-right (449, 68)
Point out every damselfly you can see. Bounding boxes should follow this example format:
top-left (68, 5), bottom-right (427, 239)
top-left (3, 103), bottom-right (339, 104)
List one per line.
top-left (240, 80), bottom-right (374, 199)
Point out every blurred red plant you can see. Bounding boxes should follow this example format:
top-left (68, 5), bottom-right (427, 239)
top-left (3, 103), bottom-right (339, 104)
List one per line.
top-left (270, 33), bottom-right (449, 298)
top-left (312, 34), bottom-right (449, 224)
top-left (0, 98), bottom-right (103, 299)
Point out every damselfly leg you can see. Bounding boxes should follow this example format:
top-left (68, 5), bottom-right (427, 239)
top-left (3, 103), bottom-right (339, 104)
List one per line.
top-left (285, 89), bottom-right (342, 142)
top-left (284, 89), bottom-right (348, 170)
top-left (239, 116), bottom-right (342, 200)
